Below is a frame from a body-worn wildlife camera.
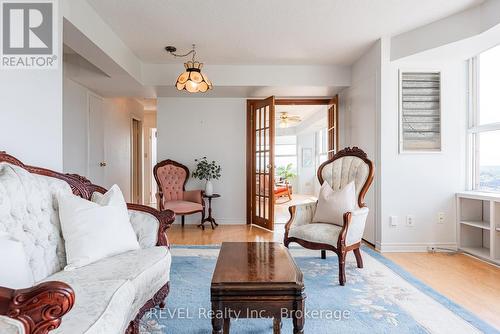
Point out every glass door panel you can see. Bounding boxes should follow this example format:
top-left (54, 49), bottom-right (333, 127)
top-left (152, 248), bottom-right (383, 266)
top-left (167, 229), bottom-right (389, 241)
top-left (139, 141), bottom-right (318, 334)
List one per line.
top-left (249, 97), bottom-right (275, 230)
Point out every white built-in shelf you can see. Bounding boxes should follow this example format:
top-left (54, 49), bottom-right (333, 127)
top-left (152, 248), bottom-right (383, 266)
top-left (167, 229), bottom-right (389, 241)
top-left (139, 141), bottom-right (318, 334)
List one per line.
top-left (457, 191), bottom-right (500, 201)
top-left (456, 192), bottom-right (500, 266)
top-left (461, 246), bottom-right (490, 259)
top-left (459, 220), bottom-right (490, 230)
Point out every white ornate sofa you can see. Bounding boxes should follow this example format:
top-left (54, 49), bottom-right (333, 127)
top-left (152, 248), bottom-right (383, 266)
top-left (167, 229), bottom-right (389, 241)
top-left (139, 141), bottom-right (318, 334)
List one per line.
top-left (0, 152), bottom-right (175, 334)
top-left (284, 147), bottom-right (374, 286)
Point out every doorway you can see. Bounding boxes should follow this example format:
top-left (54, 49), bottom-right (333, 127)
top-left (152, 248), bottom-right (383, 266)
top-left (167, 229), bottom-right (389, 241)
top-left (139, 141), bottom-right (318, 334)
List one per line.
top-left (131, 118), bottom-right (142, 204)
top-left (150, 128), bottom-right (158, 205)
top-left (247, 97), bottom-right (338, 231)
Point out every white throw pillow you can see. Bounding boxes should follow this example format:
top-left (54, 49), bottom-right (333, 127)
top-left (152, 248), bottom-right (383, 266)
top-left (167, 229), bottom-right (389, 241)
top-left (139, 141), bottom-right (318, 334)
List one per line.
top-left (0, 232), bottom-right (35, 289)
top-left (312, 181), bottom-right (356, 226)
top-left (58, 185), bottom-right (140, 271)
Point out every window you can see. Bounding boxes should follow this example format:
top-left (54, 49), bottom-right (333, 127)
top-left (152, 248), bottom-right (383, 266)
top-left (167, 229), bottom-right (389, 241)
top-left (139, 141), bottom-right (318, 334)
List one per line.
top-left (469, 44), bottom-right (500, 192)
top-left (275, 135), bottom-right (297, 175)
top-left (399, 71), bottom-right (442, 152)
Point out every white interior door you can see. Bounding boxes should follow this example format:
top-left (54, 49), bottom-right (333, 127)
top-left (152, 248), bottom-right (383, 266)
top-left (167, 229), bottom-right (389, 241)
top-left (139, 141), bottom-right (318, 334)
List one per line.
top-left (88, 93), bottom-right (105, 185)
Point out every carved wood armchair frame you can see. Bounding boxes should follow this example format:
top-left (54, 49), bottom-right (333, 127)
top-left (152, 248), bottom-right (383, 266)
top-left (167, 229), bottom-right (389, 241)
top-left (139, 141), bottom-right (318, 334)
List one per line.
top-left (284, 147), bottom-right (375, 285)
top-left (0, 152), bottom-right (175, 334)
top-left (153, 159), bottom-right (205, 226)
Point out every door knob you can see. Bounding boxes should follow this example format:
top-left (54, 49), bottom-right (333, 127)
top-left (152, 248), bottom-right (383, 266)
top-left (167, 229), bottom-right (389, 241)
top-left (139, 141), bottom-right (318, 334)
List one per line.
top-left (99, 162), bottom-right (107, 167)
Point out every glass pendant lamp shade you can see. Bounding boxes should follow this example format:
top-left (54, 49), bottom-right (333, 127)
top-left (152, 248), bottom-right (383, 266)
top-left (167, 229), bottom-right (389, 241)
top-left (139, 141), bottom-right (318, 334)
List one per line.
top-left (175, 61), bottom-right (213, 93)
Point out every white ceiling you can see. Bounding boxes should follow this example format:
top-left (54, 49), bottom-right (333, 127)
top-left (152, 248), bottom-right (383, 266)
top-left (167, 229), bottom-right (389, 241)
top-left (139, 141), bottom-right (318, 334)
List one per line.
top-left (86, 0), bottom-right (482, 66)
top-left (276, 104), bottom-right (325, 119)
top-left (275, 104), bottom-right (327, 125)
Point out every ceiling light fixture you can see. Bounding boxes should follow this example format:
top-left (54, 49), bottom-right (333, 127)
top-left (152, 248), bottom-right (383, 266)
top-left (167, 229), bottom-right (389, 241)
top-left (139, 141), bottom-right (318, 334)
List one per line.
top-left (165, 44), bottom-right (213, 93)
top-left (278, 112), bottom-right (302, 128)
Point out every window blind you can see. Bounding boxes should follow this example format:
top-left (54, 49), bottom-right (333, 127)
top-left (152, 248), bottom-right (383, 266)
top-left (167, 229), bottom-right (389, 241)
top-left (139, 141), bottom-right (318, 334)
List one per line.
top-left (400, 72), bottom-right (441, 152)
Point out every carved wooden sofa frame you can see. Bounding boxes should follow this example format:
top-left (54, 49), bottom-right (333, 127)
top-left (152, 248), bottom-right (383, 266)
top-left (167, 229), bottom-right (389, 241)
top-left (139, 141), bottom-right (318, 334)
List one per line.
top-left (153, 159), bottom-right (205, 226)
top-left (0, 152), bottom-right (175, 334)
top-left (284, 147), bottom-right (375, 285)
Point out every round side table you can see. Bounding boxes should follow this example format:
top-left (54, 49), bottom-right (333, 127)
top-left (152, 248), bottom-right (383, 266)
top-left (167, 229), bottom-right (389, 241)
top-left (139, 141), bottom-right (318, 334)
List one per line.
top-left (199, 194), bottom-right (221, 230)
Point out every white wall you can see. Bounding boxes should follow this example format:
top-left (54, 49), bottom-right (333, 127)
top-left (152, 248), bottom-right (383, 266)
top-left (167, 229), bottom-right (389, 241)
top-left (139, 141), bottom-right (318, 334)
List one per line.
top-left (339, 40), bottom-right (381, 244)
top-left (62, 75), bottom-right (144, 201)
top-left (157, 98), bottom-right (246, 224)
top-left (103, 98), bottom-right (144, 201)
top-left (0, 2), bottom-right (63, 171)
top-left (0, 71), bottom-right (63, 170)
top-left (342, 37), bottom-right (468, 251)
top-left (63, 76), bottom-right (88, 175)
top-left (296, 132), bottom-right (316, 195)
top-left (378, 56), bottom-right (467, 251)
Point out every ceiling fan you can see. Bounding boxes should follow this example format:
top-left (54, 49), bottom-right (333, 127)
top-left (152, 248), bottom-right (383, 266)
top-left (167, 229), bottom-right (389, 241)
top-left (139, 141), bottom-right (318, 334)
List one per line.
top-left (277, 112), bottom-right (302, 128)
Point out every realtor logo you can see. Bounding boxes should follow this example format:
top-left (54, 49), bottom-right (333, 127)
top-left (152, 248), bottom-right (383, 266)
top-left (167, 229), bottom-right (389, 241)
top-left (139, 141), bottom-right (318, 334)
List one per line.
top-left (1, 0), bottom-right (58, 69)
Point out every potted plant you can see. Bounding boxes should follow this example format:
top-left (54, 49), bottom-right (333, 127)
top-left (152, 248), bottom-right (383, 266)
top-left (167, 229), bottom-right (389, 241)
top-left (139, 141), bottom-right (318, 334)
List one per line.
top-left (276, 163), bottom-right (296, 184)
top-left (192, 157), bottom-right (222, 196)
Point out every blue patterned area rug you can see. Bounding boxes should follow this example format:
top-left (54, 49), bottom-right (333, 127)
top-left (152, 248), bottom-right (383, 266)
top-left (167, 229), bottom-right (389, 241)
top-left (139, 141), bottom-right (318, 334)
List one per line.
top-left (140, 245), bottom-right (498, 334)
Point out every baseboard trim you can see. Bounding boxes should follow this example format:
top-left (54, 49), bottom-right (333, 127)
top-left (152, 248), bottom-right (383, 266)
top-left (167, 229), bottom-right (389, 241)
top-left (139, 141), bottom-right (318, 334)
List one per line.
top-left (175, 218), bottom-right (247, 225)
top-left (213, 218), bottom-right (247, 225)
top-left (376, 242), bottom-right (457, 253)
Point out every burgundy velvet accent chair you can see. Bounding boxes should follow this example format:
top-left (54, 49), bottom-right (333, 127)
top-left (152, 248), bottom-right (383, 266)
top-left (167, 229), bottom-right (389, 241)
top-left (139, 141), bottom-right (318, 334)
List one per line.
top-left (154, 159), bottom-right (205, 226)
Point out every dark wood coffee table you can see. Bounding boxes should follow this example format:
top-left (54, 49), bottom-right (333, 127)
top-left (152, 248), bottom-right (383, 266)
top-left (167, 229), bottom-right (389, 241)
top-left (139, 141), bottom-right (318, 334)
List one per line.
top-left (211, 242), bottom-right (305, 334)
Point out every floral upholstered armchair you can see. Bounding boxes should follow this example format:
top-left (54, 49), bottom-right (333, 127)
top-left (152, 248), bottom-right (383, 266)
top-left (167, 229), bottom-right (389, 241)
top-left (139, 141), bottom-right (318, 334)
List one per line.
top-left (154, 159), bottom-right (205, 226)
top-left (284, 147), bottom-right (374, 285)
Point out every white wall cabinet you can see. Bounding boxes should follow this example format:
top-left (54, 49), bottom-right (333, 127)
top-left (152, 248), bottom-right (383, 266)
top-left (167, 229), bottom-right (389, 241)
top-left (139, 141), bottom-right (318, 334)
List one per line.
top-left (456, 191), bottom-right (500, 265)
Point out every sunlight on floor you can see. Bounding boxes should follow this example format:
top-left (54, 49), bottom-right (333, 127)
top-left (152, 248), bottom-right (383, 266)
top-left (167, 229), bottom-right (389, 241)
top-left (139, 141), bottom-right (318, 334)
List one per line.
top-left (274, 193), bottom-right (317, 224)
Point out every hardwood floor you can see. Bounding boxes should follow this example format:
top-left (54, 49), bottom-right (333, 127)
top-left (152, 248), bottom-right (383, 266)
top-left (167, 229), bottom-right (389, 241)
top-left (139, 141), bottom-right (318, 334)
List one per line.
top-left (167, 224), bottom-right (285, 245)
top-left (166, 224), bottom-right (500, 331)
top-left (274, 194), bottom-right (316, 224)
top-left (385, 252), bottom-right (500, 330)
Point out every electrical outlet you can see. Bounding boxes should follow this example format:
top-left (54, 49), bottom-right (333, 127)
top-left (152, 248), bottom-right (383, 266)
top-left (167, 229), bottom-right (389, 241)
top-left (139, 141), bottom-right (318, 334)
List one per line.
top-left (437, 212), bottom-right (445, 224)
top-left (390, 216), bottom-right (398, 227)
top-left (406, 215), bottom-right (415, 227)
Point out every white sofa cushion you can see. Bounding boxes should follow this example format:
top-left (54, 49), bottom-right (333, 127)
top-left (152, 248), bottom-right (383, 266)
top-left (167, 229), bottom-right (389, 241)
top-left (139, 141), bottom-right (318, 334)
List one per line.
top-left (52, 279), bottom-right (135, 334)
top-left (0, 163), bottom-right (71, 281)
top-left (0, 232), bottom-right (34, 289)
top-left (288, 223), bottom-right (342, 247)
top-left (312, 181), bottom-right (355, 226)
top-left (128, 210), bottom-right (159, 248)
top-left (43, 246), bottom-right (171, 333)
top-left (58, 185), bottom-right (140, 270)
top-left (0, 316), bottom-right (25, 334)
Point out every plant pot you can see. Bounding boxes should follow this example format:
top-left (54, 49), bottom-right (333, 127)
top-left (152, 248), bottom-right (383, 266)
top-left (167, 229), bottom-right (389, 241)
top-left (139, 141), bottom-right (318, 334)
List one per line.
top-left (205, 180), bottom-right (213, 196)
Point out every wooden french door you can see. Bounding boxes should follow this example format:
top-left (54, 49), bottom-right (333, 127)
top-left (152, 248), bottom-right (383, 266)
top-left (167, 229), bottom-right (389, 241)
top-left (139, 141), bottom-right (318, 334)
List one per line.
top-left (327, 96), bottom-right (339, 158)
top-left (247, 96), bottom-right (276, 230)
